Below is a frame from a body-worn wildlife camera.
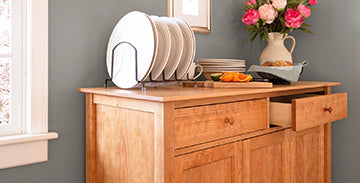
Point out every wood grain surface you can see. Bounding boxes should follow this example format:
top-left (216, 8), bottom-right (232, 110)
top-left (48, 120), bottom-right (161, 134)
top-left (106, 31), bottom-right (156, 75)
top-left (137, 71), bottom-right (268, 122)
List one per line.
top-left (95, 105), bottom-right (155, 183)
top-left (204, 81), bottom-right (273, 88)
top-left (174, 99), bottom-right (268, 148)
top-left (324, 86), bottom-right (332, 183)
top-left (292, 93), bottom-right (347, 131)
top-left (81, 82), bottom-right (346, 183)
top-left (174, 142), bottom-right (242, 183)
top-left (242, 130), bottom-right (291, 183)
top-left (86, 94), bottom-right (96, 183)
top-left (270, 93), bottom-right (347, 131)
top-left (78, 81), bottom-right (340, 102)
top-left (290, 126), bottom-right (325, 183)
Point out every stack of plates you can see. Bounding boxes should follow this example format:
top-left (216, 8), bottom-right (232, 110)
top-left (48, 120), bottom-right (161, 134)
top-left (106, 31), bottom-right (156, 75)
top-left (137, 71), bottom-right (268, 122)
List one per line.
top-left (106, 11), bottom-right (196, 89)
top-left (197, 59), bottom-right (246, 79)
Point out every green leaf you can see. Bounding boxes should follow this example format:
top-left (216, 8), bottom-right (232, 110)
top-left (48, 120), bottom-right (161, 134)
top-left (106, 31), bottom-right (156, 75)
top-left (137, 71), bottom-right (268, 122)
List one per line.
top-left (287, 0), bottom-right (302, 8)
top-left (301, 23), bottom-right (311, 27)
top-left (243, 4), bottom-right (252, 9)
top-left (279, 16), bottom-right (285, 24)
top-left (260, 32), bottom-right (266, 42)
top-left (260, 0), bottom-right (268, 5)
top-left (249, 33), bottom-right (258, 43)
top-left (246, 25), bottom-right (254, 30)
top-left (299, 27), bottom-right (313, 34)
top-left (265, 31), bottom-right (269, 39)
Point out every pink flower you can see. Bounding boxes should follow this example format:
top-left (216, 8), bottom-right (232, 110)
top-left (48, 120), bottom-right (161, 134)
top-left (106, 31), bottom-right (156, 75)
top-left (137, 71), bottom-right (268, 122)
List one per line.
top-left (272, 0), bottom-right (287, 10)
top-left (245, 0), bottom-right (257, 5)
top-left (297, 4), bottom-right (311, 18)
top-left (242, 9), bottom-right (260, 25)
top-left (259, 4), bottom-right (278, 24)
top-left (309, 0), bottom-right (317, 6)
top-left (284, 9), bottom-right (303, 28)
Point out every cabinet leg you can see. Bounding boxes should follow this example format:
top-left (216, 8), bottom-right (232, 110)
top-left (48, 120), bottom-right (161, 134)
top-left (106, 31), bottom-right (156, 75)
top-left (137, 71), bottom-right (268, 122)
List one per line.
top-left (86, 94), bottom-right (96, 183)
top-left (324, 86), bottom-right (332, 183)
top-left (324, 123), bottom-right (332, 183)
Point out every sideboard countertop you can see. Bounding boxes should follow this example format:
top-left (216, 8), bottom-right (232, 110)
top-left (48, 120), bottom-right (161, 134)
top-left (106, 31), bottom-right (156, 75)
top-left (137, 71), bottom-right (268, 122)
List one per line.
top-left (78, 81), bottom-right (340, 102)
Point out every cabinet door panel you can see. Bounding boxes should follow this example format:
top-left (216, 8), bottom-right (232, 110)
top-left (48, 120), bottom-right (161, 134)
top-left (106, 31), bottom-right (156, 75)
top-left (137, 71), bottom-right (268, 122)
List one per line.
top-left (175, 142), bottom-right (242, 183)
top-left (290, 126), bottom-right (325, 183)
top-left (243, 130), bottom-right (291, 183)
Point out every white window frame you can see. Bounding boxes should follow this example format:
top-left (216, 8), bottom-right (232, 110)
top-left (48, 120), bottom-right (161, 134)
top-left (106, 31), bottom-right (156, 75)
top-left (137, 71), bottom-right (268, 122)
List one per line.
top-left (0, 0), bottom-right (58, 169)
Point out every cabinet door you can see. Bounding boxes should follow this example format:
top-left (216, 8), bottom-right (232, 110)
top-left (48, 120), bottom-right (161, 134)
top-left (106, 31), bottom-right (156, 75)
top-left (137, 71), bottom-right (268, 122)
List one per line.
top-left (290, 126), bottom-right (325, 183)
top-left (243, 130), bottom-right (291, 183)
top-left (174, 142), bottom-right (242, 183)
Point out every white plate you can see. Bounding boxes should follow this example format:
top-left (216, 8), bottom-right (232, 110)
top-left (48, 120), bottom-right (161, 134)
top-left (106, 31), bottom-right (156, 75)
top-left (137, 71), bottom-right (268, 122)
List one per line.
top-left (198, 59), bottom-right (246, 64)
top-left (202, 65), bottom-right (246, 68)
top-left (106, 11), bottom-right (158, 88)
top-left (172, 17), bottom-right (196, 79)
top-left (200, 62), bottom-right (246, 66)
top-left (149, 16), bottom-right (172, 80)
top-left (203, 68), bottom-right (247, 72)
top-left (199, 62), bottom-right (246, 65)
top-left (160, 17), bottom-right (184, 80)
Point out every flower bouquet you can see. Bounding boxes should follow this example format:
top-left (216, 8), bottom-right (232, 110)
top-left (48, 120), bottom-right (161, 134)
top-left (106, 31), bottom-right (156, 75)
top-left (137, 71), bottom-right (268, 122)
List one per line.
top-left (241, 0), bottom-right (317, 43)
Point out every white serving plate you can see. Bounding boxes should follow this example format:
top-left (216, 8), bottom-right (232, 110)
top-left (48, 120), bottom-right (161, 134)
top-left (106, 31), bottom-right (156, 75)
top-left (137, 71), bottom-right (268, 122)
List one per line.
top-left (160, 17), bottom-right (184, 80)
top-left (172, 17), bottom-right (196, 79)
top-left (198, 59), bottom-right (246, 64)
top-left (200, 64), bottom-right (246, 68)
top-left (149, 16), bottom-right (172, 80)
top-left (203, 68), bottom-right (247, 72)
top-left (106, 11), bottom-right (158, 89)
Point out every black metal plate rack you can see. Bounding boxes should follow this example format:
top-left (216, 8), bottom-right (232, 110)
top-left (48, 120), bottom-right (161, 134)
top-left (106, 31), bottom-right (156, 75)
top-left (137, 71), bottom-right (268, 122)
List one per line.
top-left (104, 42), bottom-right (198, 92)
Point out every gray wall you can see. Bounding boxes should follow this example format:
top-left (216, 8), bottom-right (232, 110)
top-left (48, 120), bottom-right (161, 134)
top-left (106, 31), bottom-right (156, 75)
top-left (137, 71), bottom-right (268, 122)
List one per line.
top-left (0, 0), bottom-right (357, 182)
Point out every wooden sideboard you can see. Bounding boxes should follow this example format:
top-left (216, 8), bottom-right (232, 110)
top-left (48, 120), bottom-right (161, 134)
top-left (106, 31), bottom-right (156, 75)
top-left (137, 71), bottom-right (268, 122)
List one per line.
top-left (78, 81), bottom-right (348, 183)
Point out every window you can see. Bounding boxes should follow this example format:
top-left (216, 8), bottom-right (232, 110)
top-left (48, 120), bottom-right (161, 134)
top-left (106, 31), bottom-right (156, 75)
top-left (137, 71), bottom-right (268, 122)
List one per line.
top-left (0, 0), bottom-right (23, 136)
top-left (0, 0), bottom-right (58, 169)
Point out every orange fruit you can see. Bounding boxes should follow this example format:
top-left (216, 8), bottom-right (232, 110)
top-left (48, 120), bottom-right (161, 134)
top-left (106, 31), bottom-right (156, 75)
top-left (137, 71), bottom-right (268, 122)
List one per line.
top-left (220, 73), bottom-right (234, 82)
top-left (233, 73), bottom-right (244, 82)
top-left (239, 74), bottom-right (252, 82)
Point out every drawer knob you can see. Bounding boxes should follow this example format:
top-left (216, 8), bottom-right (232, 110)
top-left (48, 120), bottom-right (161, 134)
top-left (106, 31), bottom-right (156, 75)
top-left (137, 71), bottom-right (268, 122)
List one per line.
top-left (224, 117), bottom-right (235, 125)
top-left (324, 107), bottom-right (333, 113)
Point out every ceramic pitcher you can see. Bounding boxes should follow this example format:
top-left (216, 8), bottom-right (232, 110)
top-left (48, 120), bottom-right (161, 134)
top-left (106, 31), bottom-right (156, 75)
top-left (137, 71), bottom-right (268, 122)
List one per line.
top-left (259, 32), bottom-right (296, 65)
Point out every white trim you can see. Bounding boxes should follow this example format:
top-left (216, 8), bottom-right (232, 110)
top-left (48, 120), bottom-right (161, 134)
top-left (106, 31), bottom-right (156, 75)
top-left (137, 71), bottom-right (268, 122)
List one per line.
top-left (0, 139), bottom-right (48, 169)
top-left (26, 0), bottom-right (49, 134)
top-left (0, 132), bottom-right (58, 146)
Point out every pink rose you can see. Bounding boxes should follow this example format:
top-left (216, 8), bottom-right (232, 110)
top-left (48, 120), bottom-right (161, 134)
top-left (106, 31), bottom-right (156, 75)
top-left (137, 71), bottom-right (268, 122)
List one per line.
top-left (259, 4), bottom-right (278, 24)
top-left (272, 0), bottom-right (287, 10)
top-left (297, 4), bottom-right (311, 18)
top-left (245, 0), bottom-right (256, 5)
top-left (284, 9), bottom-right (303, 28)
top-left (309, 0), bottom-right (317, 6)
top-left (242, 9), bottom-right (260, 25)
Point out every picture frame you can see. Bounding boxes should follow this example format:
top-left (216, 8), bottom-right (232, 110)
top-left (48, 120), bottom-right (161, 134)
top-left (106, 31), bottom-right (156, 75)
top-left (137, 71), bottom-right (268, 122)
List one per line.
top-left (168, 0), bottom-right (212, 34)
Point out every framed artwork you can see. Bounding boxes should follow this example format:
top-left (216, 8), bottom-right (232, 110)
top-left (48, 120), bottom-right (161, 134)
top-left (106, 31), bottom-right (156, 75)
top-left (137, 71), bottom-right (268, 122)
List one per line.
top-left (168, 0), bottom-right (212, 34)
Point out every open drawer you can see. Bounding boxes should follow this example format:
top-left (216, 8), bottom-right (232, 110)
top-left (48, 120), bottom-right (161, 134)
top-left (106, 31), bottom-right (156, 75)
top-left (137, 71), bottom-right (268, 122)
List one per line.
top-left (270, 93), bottom-right (348, 131)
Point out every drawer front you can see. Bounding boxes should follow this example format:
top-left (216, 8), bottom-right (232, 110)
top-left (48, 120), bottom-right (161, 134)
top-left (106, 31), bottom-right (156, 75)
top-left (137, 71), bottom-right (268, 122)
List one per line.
top-left (293, 93), bottom-right (348, 131)
top-left (174, 99), bottom-right (268, 148)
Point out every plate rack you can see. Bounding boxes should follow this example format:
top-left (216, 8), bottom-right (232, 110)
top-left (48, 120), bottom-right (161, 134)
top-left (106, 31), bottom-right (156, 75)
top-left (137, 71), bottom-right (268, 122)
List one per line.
top-left (104, 41), bottom-right (199, 92)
